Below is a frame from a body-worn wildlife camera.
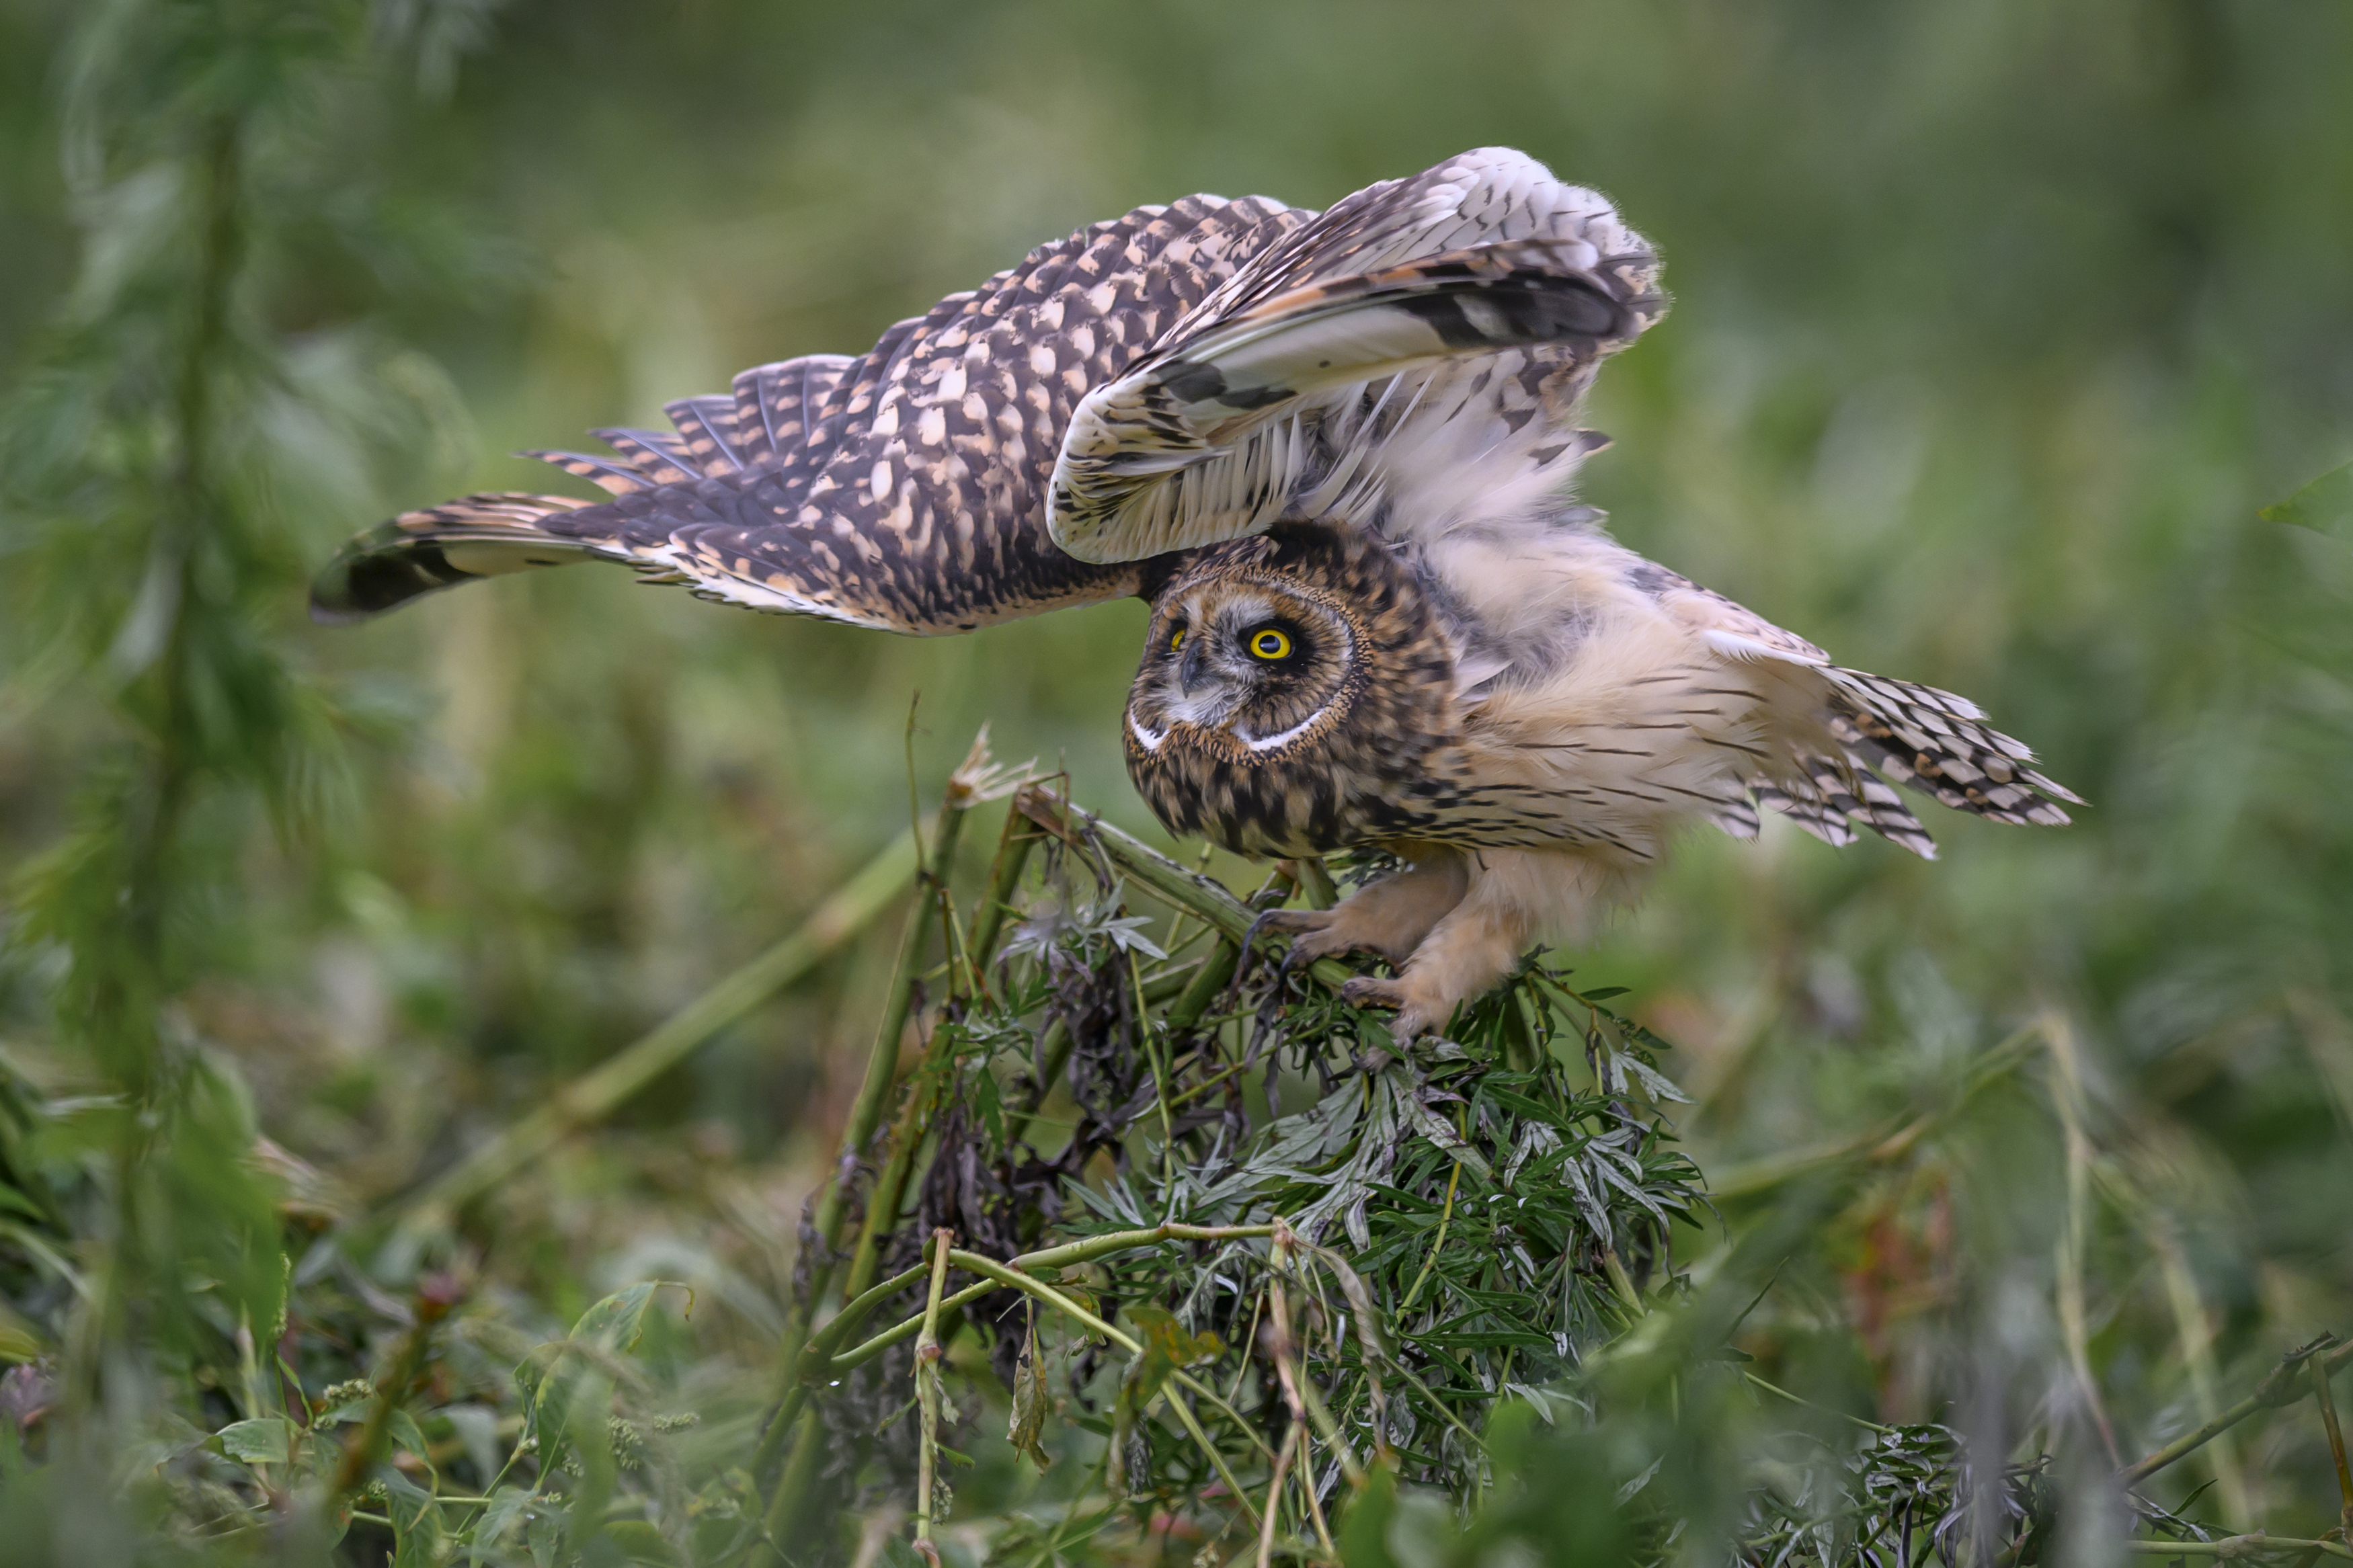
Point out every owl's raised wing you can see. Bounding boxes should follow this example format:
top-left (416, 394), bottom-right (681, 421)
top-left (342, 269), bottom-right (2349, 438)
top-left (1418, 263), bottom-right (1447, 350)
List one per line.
top-left (313, 193), bottom-right (1308, 631)
top-left (1047, 148), bottom-right (1665, 565)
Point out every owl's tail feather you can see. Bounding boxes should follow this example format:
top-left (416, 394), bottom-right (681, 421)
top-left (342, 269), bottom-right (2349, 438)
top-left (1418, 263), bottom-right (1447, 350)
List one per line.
top-left (1825, 667), bottom-right (2081, 827)
top-left (307, 493), bottom-right (610, 622)
top-left (1730, 667), bottom-right (2078, 860)
top-left (1747, 753), bottom-right (1943, 860)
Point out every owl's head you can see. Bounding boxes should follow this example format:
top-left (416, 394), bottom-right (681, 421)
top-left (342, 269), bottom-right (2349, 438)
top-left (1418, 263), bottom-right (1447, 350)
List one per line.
top-left (1123, 523), bottom-right (1460, 858)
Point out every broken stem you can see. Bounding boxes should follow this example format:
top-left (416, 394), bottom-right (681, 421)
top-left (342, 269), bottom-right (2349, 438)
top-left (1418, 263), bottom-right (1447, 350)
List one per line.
top-left (911, 1229), bottom-right (954, 1557)
top-left (1256, 1421), bottom-right (1302, 1568)
top-left (2311, 1356), bottom-right (2353, 1542)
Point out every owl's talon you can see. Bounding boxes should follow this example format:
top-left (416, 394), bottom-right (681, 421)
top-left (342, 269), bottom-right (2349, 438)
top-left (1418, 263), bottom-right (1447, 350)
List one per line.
top-left (1339, 975), bottom-right (1451, 1040)
top-left (1254, 907), bottom-right (1361, 969)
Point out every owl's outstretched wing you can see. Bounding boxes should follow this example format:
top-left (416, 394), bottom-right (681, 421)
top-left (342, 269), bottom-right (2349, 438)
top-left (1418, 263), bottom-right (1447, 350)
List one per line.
top-left (313, 194), bottom-right (1308, 632)
top-left (1047, 148), bottom-right (1665, 565)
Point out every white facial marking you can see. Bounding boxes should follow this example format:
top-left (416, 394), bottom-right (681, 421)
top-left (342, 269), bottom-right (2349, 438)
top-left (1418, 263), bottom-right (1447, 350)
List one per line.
top-left (1240, 710), bottom-right (1324, 752)
top-left (1128, 711), bottom-right (1165, 752)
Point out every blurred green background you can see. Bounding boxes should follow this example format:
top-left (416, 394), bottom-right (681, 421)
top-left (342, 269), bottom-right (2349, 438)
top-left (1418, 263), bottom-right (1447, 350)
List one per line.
top-left (2, 0), bottom-right (2351, 1548)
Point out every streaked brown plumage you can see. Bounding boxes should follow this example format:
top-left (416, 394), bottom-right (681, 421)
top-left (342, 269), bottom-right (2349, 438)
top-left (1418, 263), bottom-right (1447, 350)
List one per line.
top-left (312, 147), bottom-right (2079, 1039)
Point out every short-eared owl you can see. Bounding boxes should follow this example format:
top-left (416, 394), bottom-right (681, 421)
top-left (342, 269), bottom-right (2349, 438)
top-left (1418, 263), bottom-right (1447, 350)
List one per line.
top-left (315, 148), bottom-right (2077, 1038)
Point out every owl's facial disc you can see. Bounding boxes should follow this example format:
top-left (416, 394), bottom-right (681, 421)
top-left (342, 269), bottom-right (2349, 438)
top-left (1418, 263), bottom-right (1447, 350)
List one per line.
top-left (1129, 579), bottom-right (1357, 755)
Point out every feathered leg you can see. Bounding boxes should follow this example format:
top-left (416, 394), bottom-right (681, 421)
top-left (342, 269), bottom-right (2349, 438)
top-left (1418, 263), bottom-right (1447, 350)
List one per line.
top-left (1341, 847), bottom-right (1644, 1039)
top-left (1261, 848), bottom-right (1470, 967)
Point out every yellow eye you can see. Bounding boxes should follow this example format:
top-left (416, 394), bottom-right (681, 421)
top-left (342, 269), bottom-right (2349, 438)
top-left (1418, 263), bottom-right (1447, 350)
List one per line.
top-left (1168, 626), bottom-right (1185, 651)
top-left (1248, 628), bottom-right (1293, 661)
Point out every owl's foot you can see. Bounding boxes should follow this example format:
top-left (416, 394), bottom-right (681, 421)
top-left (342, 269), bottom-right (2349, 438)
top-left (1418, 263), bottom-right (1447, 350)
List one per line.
top-left (1339, 857), bottom-right (1548, 1039)
top-left (1259, 852), bottom-right (1472, 969)
top-left (1254, 907), bottom-right (1357, 967)
top-left (1339, 973), bottom-right (1456, 1042)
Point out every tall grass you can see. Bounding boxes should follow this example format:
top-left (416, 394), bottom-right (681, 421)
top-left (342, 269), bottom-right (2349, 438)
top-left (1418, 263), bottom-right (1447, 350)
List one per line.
top-left (1, 1), bottom-right (2350, 1565)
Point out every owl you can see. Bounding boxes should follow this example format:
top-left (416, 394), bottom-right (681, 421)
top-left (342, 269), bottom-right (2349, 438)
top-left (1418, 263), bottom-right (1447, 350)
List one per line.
top-left (315, 148), bottom-right (2077, 1039)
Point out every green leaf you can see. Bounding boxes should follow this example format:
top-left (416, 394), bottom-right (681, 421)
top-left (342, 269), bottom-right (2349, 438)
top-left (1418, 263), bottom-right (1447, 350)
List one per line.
top-left (973, 1062), bottom-right (1006, 1147)
top-left (214, 1416), bottom-right (292, 1465)
top-left (472, 1486), bottom-right (533, 1554)
top-left (383, 1469), bottom-right (444, 1568)
top-left (567, 1280), bottom-right (685, 1354)
top-left (514, 1279), bottom-right (685, 1486)
top-left (0, 1298), bottom-right (46, 1363)
top-left (389, 1408), bottom-right (432, 1475)
top-left (600, 1519), bottom-right (682, 1565)
top-left (2262, 460), bottom-right (2353, 542)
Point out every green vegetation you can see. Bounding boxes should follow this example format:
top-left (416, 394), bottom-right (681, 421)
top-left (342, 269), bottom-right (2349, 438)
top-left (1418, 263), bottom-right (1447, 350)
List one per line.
top-left (1, 2), bottom-right (2351, 1564)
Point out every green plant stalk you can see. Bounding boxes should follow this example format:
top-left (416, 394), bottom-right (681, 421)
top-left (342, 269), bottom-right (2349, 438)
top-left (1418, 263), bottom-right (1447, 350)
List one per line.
top-left (329, 1286), bottom-right (453, 1501)
top-left (65, 112), bottom-right (245, 1413)
top-left (911, 1229), bottom-right (953, 1555)
top-left (2308, 1356), bottom-right (2353, 1538)
top-left (1287, 857), bottom-right (1341, 911)
top-left (1706, 1022), bottom-right (2043, 1200)
top-left (388, 826), bottom-right (917, 1239)
top-left (823, 801), bottom-right (973, 1292)
top-left (1012, 788), bottom-right (1354, 992)
top-left (1263, 1235), bottom-right (1366, 1491)
top-left (1166, 938), bottom-right (1242, 1034)
top-left (2120, 1538), bottom-right (2353, 1562)
top-left (819, 1225), bottom-right (1277, 1373)
top-left (932, 1247), bottom-right (1271, 1504)
top-left (1161, 1388), bottom-right (1264, 1536)
top-left (748, 790), bottom-right (972, 1555)
top-left (1601, 1247), bottom-right (1645, 1316)
top-left (834, 1003), bottom-right (967, 1337)
top-left (1255, 1419), bottom-right (1301, 1568)
top-left (1125, 949), bottom-right (1179, 1219)
top-left (1398, 1159), bottom-right (1462, 1315)
top-left (2121, 1339), bottom-right (2353, 1485)
top-left (969, 808), bottom-right (1041, 966)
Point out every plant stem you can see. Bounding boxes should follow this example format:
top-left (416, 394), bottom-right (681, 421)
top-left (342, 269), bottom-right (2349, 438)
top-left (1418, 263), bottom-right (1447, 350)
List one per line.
top-left (816, 1226), bottom-right (1275, 1375)
top-left (2120, 1337), bottom-right (2352, 1485)
top-left (751, 740), bottom-right (997, 1555)
top-left (969, 808), bottom-right (1041, 966)
top-left (387, 826), bottom-right (916, 1241)
top-left (1160, 1389), bottom-right (1263, 1536)
top-left (329, 1279), bottom-right (458, 1501)
top-left (1286, 857), bottom-right (1340, 911)
top-left (2121, 1538), bottom-right (2353, 1561)
top-left (1126, 949), bottom-right (1179, 1219)
top-left (1012, 788), bottom-right (1354, 992)
top-left (1601, 1247), bottom-right (1645, 1315)
top-left (2311, 1356), bottom-right (2353, 1540)
top-left (911, 1229), bottom-right (953, 1558)
top-left (1398, 1159), bottom-right (1462, 1314)
top-left (1256, 1421), bottom-right (1301, 1568)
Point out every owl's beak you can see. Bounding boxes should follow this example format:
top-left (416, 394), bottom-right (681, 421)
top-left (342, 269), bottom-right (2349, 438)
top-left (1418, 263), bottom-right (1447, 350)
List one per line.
top-left (1176, 642), bottom-right (1208, 694)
